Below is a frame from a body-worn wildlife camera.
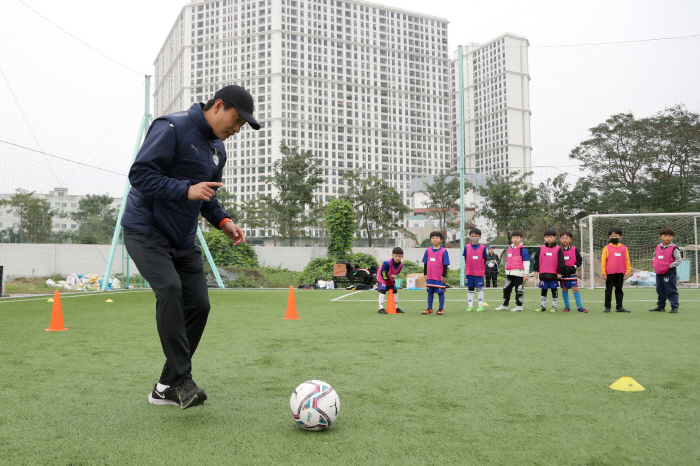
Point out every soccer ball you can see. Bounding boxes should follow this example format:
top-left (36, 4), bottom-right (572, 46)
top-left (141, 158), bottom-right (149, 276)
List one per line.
top-left (289, 380), bottom-right (340, 431)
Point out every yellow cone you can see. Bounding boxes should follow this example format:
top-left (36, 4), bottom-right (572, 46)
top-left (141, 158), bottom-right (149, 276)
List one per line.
top-left (47, 298), bottom-right (54, 302)
top-left (609, 377), bottom-right (645, 391)
top-left (483, 302), bottom-right (489, 306)
top-left (105, 299), bottom-right (114, 303)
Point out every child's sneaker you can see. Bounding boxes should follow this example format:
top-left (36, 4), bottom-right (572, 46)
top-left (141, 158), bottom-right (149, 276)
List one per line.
top-left (495, 305), bottom-right (509, 310)
top-left (615, 307), bottom-right (631, 313)
top-left (562, 307), bottom-right (570, 313)
top-left (669, 307), bottom-right (678, 314)
top-left (535, 306), bottom-right (546, 312)
top-left (422, 309), bottom-right (433, 314)
top-left (378, 308), bottom-right (387, 314)
top-left (550, 307), bottom-right (557, 313)
top-left (436, 309), bottom-right (444, 315)
top-left (511, 306), bottom-right (523, 312)
top-left (577, 307), bottom-right (588, 313)
top-left (476, 306), bottom-right (484, 312)
top-left (648, 306), bottom-right (665, 312)
top-left (604, 308), bottom-right (611, 313)
top-left (466, 306), bottom-right (474, 312)
top-left (395, 308), bottom-right (405, 314)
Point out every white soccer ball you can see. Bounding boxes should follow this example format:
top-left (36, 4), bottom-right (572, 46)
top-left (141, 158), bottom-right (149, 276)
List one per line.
top-left (289, 380), bottom-right (340, 431)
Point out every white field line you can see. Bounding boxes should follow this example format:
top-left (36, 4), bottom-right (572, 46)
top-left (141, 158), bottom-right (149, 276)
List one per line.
top-left (0, 289), bottom-right (152, 304)
top-left (331, 291), bottom-right (363, 301)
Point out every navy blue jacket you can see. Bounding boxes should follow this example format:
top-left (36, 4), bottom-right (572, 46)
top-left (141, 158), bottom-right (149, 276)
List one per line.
top-left (121, 103), bottom-right (230, 249)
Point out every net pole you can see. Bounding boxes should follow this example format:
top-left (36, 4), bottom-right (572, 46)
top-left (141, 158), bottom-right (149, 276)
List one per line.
top-left (457, 45), bottom-right (466, 287)
top-left (695, 216), bottom-right (698, 288)
top-left (197, 227), bottom-right (224, 288)
top-left (588, 215), bottom-right (595, 289)
top-left (102, 75), bottom-right (152, 291)
top-left (579, 217), bottom-right (584, 289)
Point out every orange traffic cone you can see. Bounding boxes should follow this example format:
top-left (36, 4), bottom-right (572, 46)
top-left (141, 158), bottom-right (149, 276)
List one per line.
top-left (386, 289), bottom-right (397, 314)
top-left (282, 286), bottom-right (301, 320)
top-left (46, 290), bottom-right (68, 331)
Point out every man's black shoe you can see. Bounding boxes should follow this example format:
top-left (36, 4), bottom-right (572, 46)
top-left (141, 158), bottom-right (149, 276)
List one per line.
top-left (148, 384), bottom-right (179, 406)
top-left (177, 378), bottom-right (207, 410)
top-left (615, 308), bottom-right (631, 313)
top-left (604, 308), bottom-right (611, 313)
top-left (648, 306), bottom-right (665, 312)
top-left (378, 308), bottom-right (387, 314)
top-left (669, 308), bottom-right (679, 314)
top-left (395, 308), bottom-right (404, 313)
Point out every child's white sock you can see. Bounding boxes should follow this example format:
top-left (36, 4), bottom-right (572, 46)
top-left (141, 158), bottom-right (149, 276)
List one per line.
top-left (378, 293), bottom-right (385, 309)
top-left (477, 288), bottom-right (484, 306)
top-left (468, 291), bottom-right (474, 306)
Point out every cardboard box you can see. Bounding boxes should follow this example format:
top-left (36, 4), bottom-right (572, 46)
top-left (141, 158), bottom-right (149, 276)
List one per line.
top-left (406, 273), bottom-right (427, 289)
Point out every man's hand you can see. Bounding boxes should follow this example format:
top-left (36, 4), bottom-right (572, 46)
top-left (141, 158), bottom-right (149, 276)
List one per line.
top-left (222, 221), bottom-right (245, 246)
top-left (440, 276), bottom-right (447, 284)
top-left (188, 182), bottom-right (223, 201)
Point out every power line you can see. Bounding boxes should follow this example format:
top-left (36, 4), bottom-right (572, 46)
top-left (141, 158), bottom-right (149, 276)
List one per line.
top-left (0, 140), bottom-right (128, 178)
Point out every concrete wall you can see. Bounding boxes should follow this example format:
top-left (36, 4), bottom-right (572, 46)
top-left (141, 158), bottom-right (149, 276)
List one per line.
top-left (0, 244), bottom-right (467, 277)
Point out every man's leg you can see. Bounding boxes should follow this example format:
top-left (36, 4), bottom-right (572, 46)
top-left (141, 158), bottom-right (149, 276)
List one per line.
top-left (156, 245), bottom-right (211, 385)
top-left (124, 229), bottom-right (193, 388)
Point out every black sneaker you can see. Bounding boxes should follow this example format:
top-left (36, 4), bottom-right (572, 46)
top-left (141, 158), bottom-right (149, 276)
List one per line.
top-left (562, 307), bottom-right (570, 313)
top-left (669, 308), bottom-right (678, 314)
top-left (616, 308), bottom-right (631, 313)
top-left (649, 306), bottom-right (665, 312)
top-left (378, 308), bottom-right (387, 314)
top-left (395, 308), bottom-right (405, 313)
top-left (148, 383), bottom-right (179, 406)
top-left (604, 308), bottom-right (611, 313)
top-left (176, 378), bottom-right (207, 410)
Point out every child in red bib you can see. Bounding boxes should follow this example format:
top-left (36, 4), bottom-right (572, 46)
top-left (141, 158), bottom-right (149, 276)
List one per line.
top-left (377, 247), bottom-right (405, 314)
top-left (649, 227), bottom-right (682, 314)
top-left (601, 227), bottom-right (631, 313)
top-left (421, 231), bottom-right (450, 315)
top-left (559, 231), bottom-right (587, 313)
top-left (533, 229), bottom-right (565, 312)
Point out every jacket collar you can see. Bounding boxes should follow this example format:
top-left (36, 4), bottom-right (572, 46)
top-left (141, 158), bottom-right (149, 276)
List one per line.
top-left (189, 103), bottom-right (218, 141)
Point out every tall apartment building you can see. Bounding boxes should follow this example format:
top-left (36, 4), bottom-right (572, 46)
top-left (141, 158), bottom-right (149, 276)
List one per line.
top-left (153, 0), bottom-right (453, 238)
top-left (450, 33), bottom-right (532, 178)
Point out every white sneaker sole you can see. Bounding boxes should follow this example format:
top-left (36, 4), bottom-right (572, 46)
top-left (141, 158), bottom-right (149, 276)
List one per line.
top-left (511, 308), bottom-right (523, 312)
top-left (148, 393), bottom-right (179, 406)
top-left (495, 306), bottom-right (508, 310)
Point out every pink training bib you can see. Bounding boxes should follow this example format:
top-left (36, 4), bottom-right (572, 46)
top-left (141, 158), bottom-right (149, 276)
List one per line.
top-left (605, 244), bottom-right (627, 274)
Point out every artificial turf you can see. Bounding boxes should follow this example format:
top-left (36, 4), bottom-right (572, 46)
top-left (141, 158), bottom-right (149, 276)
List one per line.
top-left (1, 288), bottom-right (698, 465)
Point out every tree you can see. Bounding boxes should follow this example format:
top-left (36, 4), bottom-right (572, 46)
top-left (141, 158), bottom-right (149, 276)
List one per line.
top-left (263, 142), bottom-right (324, 246)
top-left (568, 105), bottom-right (700, 213)
top-left (71, 194), bottom-right (117, 244)
top-left (0, 189), bottom-right (55, 243)
top-left (341, 169), bottom-right (414, 247)
top-left (420, 171), bottom-right (472, 234)
top-left (474, 171), bottom-right (538, 242)
top-left (213, 187), bottom-right (240, 223)
top-left (199, 229), bottom-right (259, 268)
top-left (325, 198), bottom-right (355, 260)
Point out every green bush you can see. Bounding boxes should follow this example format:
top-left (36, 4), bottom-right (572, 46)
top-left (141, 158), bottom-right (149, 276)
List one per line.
top-left (347, 252), bottom-right (378, 269)
top-left (298, 257), bottom-right (336, 285)
top-left (222, 266), bottom-right (300, 288)
top-left (199, 229), bottom-right (259, 268)
top-left (397, 260), bottom-right (423, 279)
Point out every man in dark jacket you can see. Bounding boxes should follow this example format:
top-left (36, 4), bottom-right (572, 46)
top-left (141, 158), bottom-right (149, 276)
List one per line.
top-left (485, 245), bottom-right (500, 288)
top-left (122, 85), bottom-right (259, 409)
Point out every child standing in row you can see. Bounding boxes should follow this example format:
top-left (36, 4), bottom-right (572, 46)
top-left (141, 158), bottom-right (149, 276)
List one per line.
top-left (534, 229), bottom-right (565, 312)
top-left (495, 230), bottom-right (530, 312)
top-left (463, 228), bottom-right (489, 312)
top-left (559, 231), bottom-right (587, 313)
top-left (422, 231), bottom-right (450, 315)
top-left (649, 227), bottom-right (682, 314)
top-left (601, 228), bottom-right (631, 313)
top-left (376, 247), bottom-right (404, 314)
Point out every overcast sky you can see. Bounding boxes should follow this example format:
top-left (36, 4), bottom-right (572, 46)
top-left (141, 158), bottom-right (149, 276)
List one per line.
top-left (1, 0), bottom-right (699, 196)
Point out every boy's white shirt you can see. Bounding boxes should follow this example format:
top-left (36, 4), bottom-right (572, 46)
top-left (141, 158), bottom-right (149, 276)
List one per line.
top-left (506, 243), bottom-right (530, 277)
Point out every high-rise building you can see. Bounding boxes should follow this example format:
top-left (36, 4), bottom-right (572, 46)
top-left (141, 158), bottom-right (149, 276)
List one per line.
top-left (450, 33), bottom-right (532, 178)
top-left (153, 0), bottom-right (453, 238)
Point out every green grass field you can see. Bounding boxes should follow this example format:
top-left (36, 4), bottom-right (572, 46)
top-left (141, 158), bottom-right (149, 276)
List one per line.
top-left (1, 288), bottom-right (699, 465)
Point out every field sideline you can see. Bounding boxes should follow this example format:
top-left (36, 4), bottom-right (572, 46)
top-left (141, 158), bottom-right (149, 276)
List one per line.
top-left (1, 288), bottom-right (698, 465)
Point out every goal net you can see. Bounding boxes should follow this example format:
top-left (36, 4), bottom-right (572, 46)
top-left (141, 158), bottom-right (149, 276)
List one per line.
top-left (579, 213), bottom-right (700, 289)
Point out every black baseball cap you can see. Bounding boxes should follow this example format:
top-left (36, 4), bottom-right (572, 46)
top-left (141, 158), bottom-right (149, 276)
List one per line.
top-left (213, 85), bottom-right (261, 130)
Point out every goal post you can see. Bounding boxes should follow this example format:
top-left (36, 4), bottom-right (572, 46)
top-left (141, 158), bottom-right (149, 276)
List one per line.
top-left (580, 212), bottom-right (700, 289)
